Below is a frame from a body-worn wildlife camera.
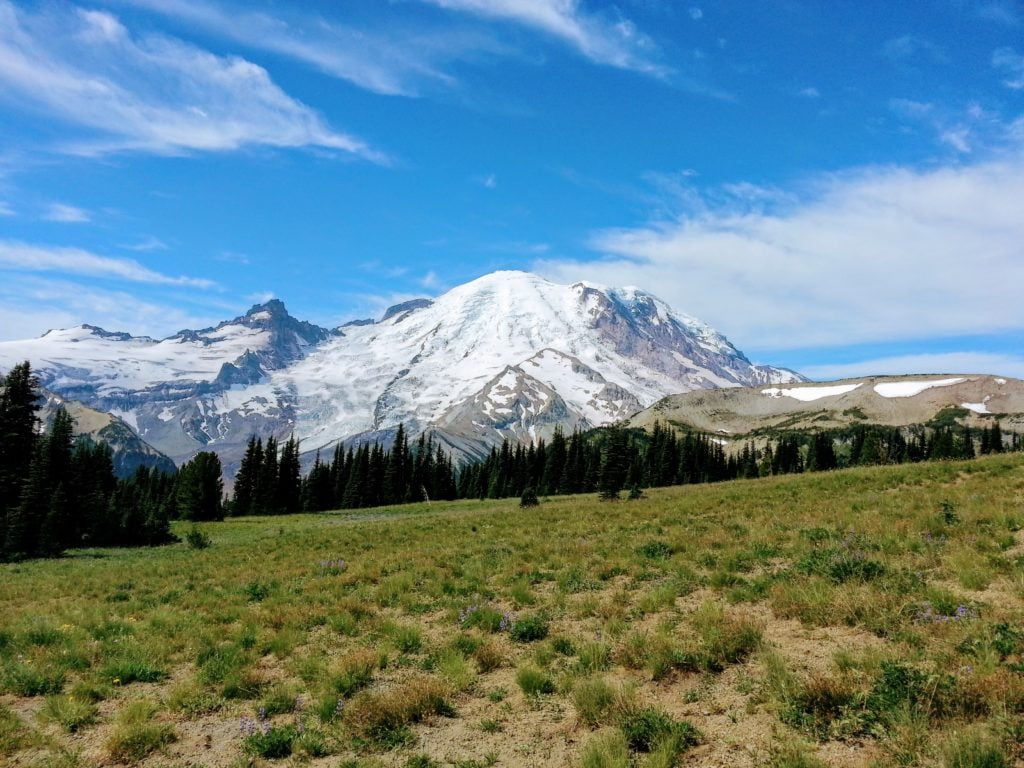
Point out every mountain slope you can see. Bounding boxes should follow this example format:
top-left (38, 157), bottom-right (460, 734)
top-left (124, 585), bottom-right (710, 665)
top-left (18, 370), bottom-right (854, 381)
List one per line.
top-left (629, 374), bottom-right (1024, 437)
top-left (0, 271), bottom-right (803, 472)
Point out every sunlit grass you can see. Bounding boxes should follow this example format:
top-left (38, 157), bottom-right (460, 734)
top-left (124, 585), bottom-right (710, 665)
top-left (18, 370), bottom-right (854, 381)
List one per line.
top-left (0, 453), bottom-right (1022, 765)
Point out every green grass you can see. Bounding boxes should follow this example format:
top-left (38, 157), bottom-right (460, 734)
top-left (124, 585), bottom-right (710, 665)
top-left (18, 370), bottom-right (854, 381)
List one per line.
top-left (1, 453), bottom-right (1023, 766)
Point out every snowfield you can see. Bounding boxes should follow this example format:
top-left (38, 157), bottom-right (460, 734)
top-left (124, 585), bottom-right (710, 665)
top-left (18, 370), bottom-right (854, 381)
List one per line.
top-left (873, 378), bottom-right (966, 398)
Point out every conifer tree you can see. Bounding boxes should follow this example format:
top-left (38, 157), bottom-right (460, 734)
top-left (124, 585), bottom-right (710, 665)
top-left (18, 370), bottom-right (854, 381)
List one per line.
top-left (277, 435), bottom-right (302, 514)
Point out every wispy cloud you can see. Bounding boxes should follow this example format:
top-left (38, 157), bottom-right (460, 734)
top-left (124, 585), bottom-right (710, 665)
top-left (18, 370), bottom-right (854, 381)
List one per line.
top-left (0, 201), bottom-right (12, 216)
top-left (121, 236), bottom-right (169, 252)
top-left (993, 47), bottom-right (1024, 90)
top-left (119, 0), bottom-right (484, 97)
top-left (420, 0), bottom-right (667, 77)
top-left (798, 86), bottom-right (820, 99)
top-left (881, 34), bottom-right (947, 63)
top-left (0, 275), bottom-right (220, 340)
top-left (536, 154), bottom-right (1024, 353)
top-left (0, 2), bottom-right (383, 160)
top-left (44, 202), bottom-right (91, 223)
top-left (0, 240), bottom-right (216, 288)
top-left (888, 98), bottom-right (1012, 155)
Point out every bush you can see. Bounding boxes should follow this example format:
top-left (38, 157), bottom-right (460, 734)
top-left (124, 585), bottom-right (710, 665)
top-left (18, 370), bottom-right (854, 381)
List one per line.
top-left (519, 486), bottom-right (539, 508)
top-left (185, 527), bottom-right (211, 549)
top-left (510, 614), bottom-right (549, 642)
top-left (516, 666), bottom-right (555, 697)
top-left (243, 724), bottom-right (296, 759)
top-left (619, 706), bottom-right (701, 753)
top-left (2, 663), bottom-right (65, 696)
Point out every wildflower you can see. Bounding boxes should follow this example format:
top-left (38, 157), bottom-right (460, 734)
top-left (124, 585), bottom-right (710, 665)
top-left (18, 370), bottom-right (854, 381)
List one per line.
top-left (240, 717), bottom-right (258, 736)
top-left (499, 611), bottom-right (512, 632)
top-left (257, 706), bottom-right (267, 722)
top-left (112, 677), bottom-right (122, 685)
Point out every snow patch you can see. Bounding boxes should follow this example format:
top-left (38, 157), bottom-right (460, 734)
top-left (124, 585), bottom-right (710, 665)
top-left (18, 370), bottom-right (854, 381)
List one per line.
top-left (873, 378), bottom-right (965, 398)
top-left (995, 378), bottom-right (1007, 385)
top-left (761, 383), bottom-right (862, 402)
top-left (961, 398), bottom-right (991, 415)
top-left (157, 407), bottom-right (175, 422)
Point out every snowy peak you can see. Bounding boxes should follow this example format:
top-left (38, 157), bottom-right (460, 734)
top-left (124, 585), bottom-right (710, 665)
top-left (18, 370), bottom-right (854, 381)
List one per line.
top-left (0, 269), bottom-right (806, 471)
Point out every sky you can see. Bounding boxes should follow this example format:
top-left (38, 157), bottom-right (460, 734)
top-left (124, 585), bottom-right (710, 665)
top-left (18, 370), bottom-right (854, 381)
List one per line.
top-left (0, 0), bottom-right (1022, 380)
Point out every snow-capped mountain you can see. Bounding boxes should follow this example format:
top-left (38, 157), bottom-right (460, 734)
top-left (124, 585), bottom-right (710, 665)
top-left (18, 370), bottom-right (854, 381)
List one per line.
top-left (0, 271), bottom-right (803, 472)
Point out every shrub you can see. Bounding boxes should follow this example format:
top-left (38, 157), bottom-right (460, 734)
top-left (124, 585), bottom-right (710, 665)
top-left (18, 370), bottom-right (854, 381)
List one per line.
top-left (243, 724), bottom-right (296, 759)
top-left (185, 527), bottom-right (211, 549)
top-left (519, 486), bottom-right (540, 508)
top-left (619, 706), bottom-right (701, 753)
top-left (510, 614), bottom-right (549, 642)
top-left (516, 666), bottom-right (555, 697)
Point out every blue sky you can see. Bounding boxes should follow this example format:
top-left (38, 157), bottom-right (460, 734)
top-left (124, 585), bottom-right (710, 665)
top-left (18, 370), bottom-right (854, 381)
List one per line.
top-left (0, 0), bottom-right (1022, 379)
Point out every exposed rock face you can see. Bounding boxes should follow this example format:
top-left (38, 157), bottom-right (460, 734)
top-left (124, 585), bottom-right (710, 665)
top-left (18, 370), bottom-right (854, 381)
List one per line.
top-left (38, 391), bottom-right (176, 477)
top-left (0, 272), bottom-right (804, 473)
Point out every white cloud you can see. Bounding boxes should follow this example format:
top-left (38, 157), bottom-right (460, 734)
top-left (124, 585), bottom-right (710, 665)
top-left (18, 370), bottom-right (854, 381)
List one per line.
top-left (689, 8), bottom-right (703, 21)
top-left (0, 276), bottom-right (220, 341)
top-left (0, 1), bottom-right (383, 160)
top-left (0, 201), bottom-right (12, 216)
top-left (420, 270), bottom-right (441, 288)
top-left (798, 87), bottom-right (820, 98)
top-left (121, 236), bottom-right (169, 252)
top-left (802, 352), bottom-right (1024, 382)
top-left (881, 35), bottom-right (947, 63)
top-left (0, 240), bottom-right (215, 288)
top-left (44, 202), bottom-right (91, 223)
top-left (993, 47), bottom-right (1024, 90)
top-left (978, 3), bottom-right (1020, 27)
top-left (535, 155), bottom-right (1024, 353)
top-left (421, 0), bottom-right (666, 76)
top-left (119, 0), bottom-right (480, 97)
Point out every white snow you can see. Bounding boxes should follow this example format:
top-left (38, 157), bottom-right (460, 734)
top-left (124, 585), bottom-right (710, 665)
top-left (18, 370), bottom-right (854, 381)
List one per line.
top-left (995, 378), bottom-right (1007, 385)
top-left (873, 378), bottom-right (965, 398)
top-left (761, 383), bottom-right (862, 402)
top-left (157, 407), bottom-right (175, 422)
top-left (961, 398), bottom-right (991, 415)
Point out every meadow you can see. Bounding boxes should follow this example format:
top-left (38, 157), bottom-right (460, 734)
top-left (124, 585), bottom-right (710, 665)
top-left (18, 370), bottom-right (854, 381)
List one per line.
top-left (2, 453), bottom-right (1023, 767)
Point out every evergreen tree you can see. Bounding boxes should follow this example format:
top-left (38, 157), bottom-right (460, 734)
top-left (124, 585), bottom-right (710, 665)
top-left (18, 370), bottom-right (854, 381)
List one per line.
top-left (175, 451), bottom-right (224, 521)
top-left (598, 427), bottom-right (629, 500)
top-left (233, 435), bottom-right (262, 516)
top-left (254, 436), bottom-right (278, 514)
top-left (276, 435), bottom-right (302, 514)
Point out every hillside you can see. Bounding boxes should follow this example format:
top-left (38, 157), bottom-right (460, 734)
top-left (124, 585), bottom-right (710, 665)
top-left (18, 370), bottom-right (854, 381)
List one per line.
top-left (2, 454), bottom-right (1023, 767)
top-left (629, 373), bottom-right (1024, 437)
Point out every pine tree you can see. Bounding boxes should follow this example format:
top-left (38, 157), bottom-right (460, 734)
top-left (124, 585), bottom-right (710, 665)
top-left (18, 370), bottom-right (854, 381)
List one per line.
top-left (598, 427), bottom-right (629, 501)
top-left (175, 451), bottom-right (224, 521)
top-left (255, 436), bottom-right (278, 514)
top-left (233, 435), bottom-right (262, 516)
top-left (276, 435), bottom-right (302, 514)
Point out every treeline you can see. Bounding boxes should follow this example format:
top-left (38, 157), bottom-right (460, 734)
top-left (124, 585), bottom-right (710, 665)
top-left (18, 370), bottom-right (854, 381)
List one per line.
top-left (742, 421), bottom-right (1012, 478)
top-left (231, 424), bottom-right (457, 514)
top-left (0, 362), bottom-right (229, 562)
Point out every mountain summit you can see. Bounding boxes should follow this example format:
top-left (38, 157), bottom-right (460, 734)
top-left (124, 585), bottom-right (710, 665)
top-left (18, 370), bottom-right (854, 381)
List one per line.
top-left (0, 271), bottom-right (802, 472)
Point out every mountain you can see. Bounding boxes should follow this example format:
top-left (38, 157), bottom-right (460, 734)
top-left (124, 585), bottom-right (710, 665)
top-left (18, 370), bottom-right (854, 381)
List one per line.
top-left (0, 271), bottom-right (803, 473)
top-left (628, 374), bottom-right (1024, 438)
top-left (37, 390), bottom-right (177, 477)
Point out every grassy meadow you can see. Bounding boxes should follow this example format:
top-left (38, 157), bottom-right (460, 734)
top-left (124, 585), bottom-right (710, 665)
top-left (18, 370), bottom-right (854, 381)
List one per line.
top-left (2, 453), bottom-right (1024, 767)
